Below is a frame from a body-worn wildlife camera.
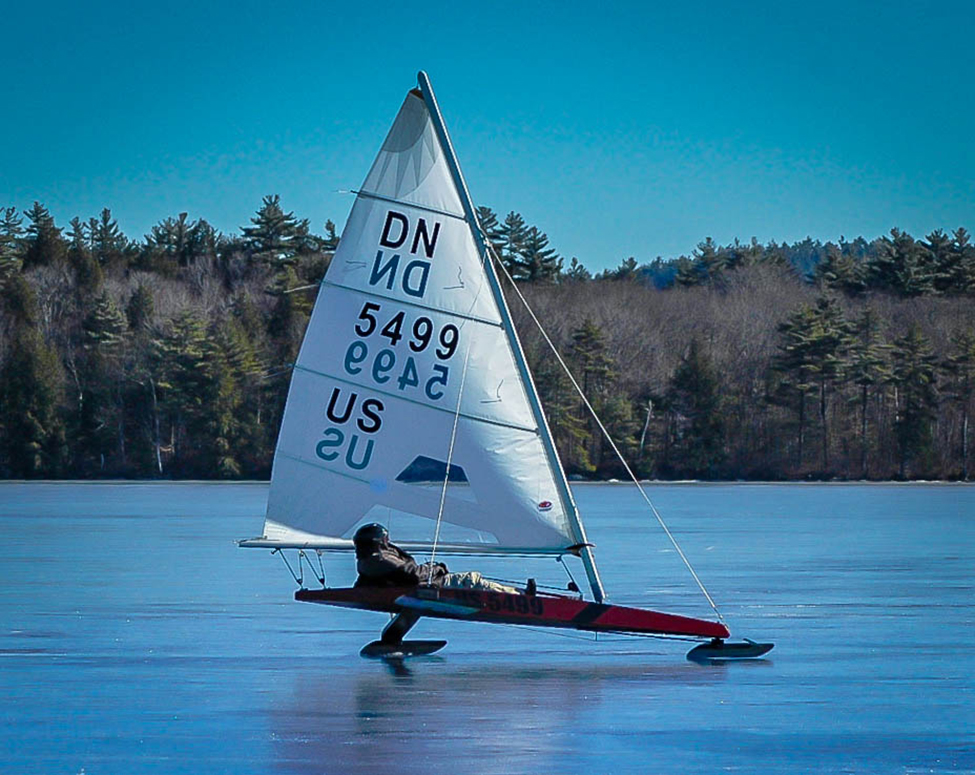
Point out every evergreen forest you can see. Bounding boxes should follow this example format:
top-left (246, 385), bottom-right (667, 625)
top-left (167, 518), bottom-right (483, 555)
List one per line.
top-left (2, 197), bottom-right (974, 481)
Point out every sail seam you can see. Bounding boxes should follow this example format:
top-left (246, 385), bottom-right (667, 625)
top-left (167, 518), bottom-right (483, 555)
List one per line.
top-left (354, 189), bottom-right (467, 221)
top-left (291, 363), bottom-right (541, 434)
top-left (319, 279), bottom-right (504, 328)
top-left (276, 451), bottom-right (374, 484)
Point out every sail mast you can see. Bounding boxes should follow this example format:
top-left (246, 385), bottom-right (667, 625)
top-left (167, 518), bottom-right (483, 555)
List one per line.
top-left (415, 71), bottom-right (606, 603)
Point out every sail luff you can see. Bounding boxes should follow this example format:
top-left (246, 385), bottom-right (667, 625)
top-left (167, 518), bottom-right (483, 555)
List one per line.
top-left (414, 71), bottom-right (606, 603)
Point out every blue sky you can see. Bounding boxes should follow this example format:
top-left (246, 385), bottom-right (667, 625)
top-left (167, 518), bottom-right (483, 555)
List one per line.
top-left (2, 0), bottom-right (973, 271)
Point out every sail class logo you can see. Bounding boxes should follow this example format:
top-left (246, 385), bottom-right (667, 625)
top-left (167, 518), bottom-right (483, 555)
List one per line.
top-left (538, 501), bottom-right (553, 512)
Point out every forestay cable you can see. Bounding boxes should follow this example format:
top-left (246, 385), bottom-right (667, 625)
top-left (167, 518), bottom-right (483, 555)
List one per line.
top-left (484, 241), bottom-right (726, 625)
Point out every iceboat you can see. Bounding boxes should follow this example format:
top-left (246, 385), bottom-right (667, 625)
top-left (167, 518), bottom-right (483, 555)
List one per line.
top-left (240, 72), bottom-right (771, 661)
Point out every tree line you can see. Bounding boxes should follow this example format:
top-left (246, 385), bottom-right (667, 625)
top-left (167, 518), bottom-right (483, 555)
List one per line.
top-left (1, 197), bottom-right (973, 480)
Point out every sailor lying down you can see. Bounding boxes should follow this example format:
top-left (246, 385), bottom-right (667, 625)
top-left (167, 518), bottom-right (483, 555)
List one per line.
top-left (352, 523), bottom-right (518, 594)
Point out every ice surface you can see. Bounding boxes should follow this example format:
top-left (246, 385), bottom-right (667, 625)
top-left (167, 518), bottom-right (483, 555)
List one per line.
top-left (0, 482), bottom-right (972, 774)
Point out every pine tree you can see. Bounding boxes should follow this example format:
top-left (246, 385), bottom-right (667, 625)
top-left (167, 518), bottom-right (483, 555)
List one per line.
top-left (67, 217), bottom-right (103, 294)
top-left (90, 208), bottom-right (129, 272)
top-left (694, 237), bottom-right (726, 282)
top-left (942, 330), bottom-right (975, 478)
top-left (142, 213), bottom-right (222, 272)
top-left (476, 206), bottom-right (503, 257)
top-left (126, 284), bottom-right (154, 331)
top-left (761, 240), bottom-right (789, 268)
top-left (203, 321), bottom-right (244, 477)
top-left (0, 328), bottom-right (66, 476)
top-left (815, 244), bottom-right (865, 295)
top-left (846, 308), bottom-right (891, 477)
top-left (188, 217), bottom-right (220, 264)
top-left (568, 319), bottom-right (617, 469)
top-left (666, 338), bottom-right (726, 477)
top-left (144, 212), bottom-right (193, 270)
top-left (498, 211), bottom-right (528, 278)
top-left (890, 325), bottom-right (938, 477)
top-left (241, 195), bottom-right (310, 264)
top-left (322, 219), bottom-right (339, 251)
top-left (925, 229), bottom-right (954, 293)
top-left (534, 359), bottom-right (592, 472)
top-left (84, 292), bottom-right (127, 352)
top-left (772, 305), bottom-right (817, 469)
top-left (127, 314), bottom-right (165, 475)
top-left (1, 272), bottom-right (39, 325)
top-left (868, 229), bottom-right (934, 296)
top-left (22, 202), bottom-right (66, 269)
top-left (674, 255), bottom-right (700, 286)
top-left (569, 319), bottom-right (615, 397)
top-left (725, 237), bottom-right (764, 270)
top-left (81, 292), bottom-right (130, 470)
top-left (563, 257), bottom-right (591, 281)
top-left (605, 256), bottom-right (639, 281)
top-left (514, 226), bottom-right (561, 282)
top-left (941, 228), bottom-right (975, 294)
top-left (150, 312), bottom-right (261, 477)
top-left (0, 206), bottom-right (24, 282)
top-left (231, 292), bottom-right (274, 471)
top-left (266, 265), bottom-right (313, 362)
top-left (155, 311), bottom-right (211, 472)
top-left (231, 291), bottom-right (267, 344)
top-left (676, 238), bottom-right (725, 286)
top-left (597, 394), bottom-right (640, 475)
top-left (212, 315), bottom-right (265, 475)
top-left (810, 296), bottom-right (854, 469)
top-left (0, 278), bottom-right (66, 476)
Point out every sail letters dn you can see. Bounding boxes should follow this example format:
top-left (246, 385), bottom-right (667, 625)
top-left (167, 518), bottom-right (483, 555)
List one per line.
top-left (370, 210), bottom-right (441, 298)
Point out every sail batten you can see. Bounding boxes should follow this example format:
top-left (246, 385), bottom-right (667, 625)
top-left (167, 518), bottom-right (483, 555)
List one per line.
top-left (319, 279), bottom-right (504, 328)
top-left (291, 363), bottom-right (540, 434)
top-left (354, 189), bottom-right (469, 222)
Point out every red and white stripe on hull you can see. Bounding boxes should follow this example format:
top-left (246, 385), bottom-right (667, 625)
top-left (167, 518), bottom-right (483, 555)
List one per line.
top-left (295, 586), bottom-right (730, 640)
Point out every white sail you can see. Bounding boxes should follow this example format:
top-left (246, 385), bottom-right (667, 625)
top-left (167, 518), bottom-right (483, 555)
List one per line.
top-left (254, 85), bottom-right (579, 554)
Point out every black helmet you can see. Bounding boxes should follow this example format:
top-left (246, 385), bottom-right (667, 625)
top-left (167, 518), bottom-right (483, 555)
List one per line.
top-left (353, 523), bottom-right (388, 548)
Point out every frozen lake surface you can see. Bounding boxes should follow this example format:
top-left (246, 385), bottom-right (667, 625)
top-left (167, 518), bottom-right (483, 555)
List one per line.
top-left (1, 482), bottom-right (972, 774)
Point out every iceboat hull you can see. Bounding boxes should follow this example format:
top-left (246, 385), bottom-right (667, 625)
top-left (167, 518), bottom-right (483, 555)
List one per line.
top-left (295, 586), bottom-right (730, 640)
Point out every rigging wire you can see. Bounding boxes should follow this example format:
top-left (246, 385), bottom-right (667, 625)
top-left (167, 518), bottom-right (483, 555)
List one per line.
top-left (315, 550), bottom-right (327, 588)
top-left (426, 319), bottom-right (477, 578)
top-left (483, 240), bottom-right (727, 626)
top-left (557, 555), bottom-right (583, 595)
top-left (425, 239), bottom-right (488, 576)
top-left (273, 548), bottom-right (302, 586)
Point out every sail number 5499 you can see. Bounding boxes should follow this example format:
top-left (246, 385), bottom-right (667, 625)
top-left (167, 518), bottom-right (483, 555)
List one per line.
top-left (354, 302), bottom-right (458, 359)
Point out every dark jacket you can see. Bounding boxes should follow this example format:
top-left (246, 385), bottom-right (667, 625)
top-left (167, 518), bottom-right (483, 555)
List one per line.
top-left (355, 541), bottom-right (448, 588)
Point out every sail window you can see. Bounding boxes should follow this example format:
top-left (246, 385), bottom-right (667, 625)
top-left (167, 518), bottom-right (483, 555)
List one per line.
top-left (395, 455), bottom-right (468, 484)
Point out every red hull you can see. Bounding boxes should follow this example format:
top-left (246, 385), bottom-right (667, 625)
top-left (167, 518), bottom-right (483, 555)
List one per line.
top-left (295, 586), bottom-right (730, 639)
